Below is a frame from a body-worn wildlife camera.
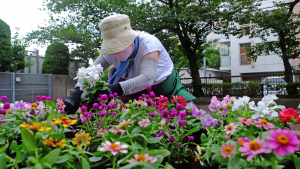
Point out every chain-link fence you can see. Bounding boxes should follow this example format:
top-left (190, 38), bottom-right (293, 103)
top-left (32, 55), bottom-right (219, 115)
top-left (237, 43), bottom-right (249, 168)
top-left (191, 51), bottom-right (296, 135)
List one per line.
top-left (0, 72), bottom-right (52, 103)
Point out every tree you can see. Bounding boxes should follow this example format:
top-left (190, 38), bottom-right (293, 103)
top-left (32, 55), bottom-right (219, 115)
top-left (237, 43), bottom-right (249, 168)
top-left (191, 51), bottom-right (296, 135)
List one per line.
top-left (11, 28), bottom-right (34, 72)
top-left (28, 0), bottom-right (259, 97)
top-left (205, 46), bottom-right (220, 70)
top-left (42, 43), bottom-right (70, 75)
top-left (0, 18), bottom-right (13, 72)
top-left (245, 0), bottom-right (300, 84)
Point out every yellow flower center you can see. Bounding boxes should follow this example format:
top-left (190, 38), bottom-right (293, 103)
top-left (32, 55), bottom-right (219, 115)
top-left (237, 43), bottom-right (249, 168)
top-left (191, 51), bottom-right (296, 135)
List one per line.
top-left (249, 141), bottom-right (260, 151)
top-left (243, 118), bottom-right (247, 122)
top-left (226, 125), bottom-right (232, 130)
top-left (224, 146), bottom-right (232, 155)
top-left (32, 103), bottom-right (37, 107)
top-left (61, 102), bottom-right (65, 106)
top-left (195, 157), bottom-right (198, 162)
top-left (137, 154), bottom-right (146, 161)
top-left (239, 141), bottom-right (245, 146)
top-left (277, 135), bottom-right (289, 146)
top-left (111, 143), bottom-right (119, 150)
top-left (138, 100), bottom-right (143, 103)
top-left (261, 120), bottom-right (268, 125)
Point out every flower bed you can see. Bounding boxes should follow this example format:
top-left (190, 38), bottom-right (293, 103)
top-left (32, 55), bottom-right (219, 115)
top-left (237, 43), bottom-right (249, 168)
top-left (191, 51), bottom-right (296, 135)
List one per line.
top-left (0, 92), bottom-right (300, 169)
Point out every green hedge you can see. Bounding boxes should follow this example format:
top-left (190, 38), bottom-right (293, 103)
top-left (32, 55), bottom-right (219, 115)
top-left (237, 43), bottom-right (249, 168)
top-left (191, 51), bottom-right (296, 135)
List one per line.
top-left (183, 82), bottom-right (300, 98)
top-left (0, 19), bottom-right (13, 72)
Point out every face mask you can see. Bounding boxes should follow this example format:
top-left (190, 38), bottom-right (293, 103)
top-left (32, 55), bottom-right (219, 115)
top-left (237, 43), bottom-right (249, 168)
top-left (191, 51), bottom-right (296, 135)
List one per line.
top-left (112, 45), bottom-right (133, 61)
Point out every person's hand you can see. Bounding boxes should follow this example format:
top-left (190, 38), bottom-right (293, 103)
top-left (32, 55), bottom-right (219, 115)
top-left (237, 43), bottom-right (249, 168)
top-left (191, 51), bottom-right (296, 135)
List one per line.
top-left (95, 83), bottom-right (123, 99)
top-left (64, 87), bottom-right (83, 114)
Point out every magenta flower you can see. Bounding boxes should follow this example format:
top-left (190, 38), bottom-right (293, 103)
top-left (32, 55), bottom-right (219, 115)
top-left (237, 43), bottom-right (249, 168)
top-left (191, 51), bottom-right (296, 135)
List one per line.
top-left (239, 138), bottom-right (272, 161)
top-left (93, 103), bottom-right (99, 109)
top-left (162, 109), bottom-right (169, 118)
top-left (192, 107), bottom-right (206, 117)
top-left (138, 119), bottom-right (151, 127)
top-left (99, 111), bottom-right (106, 117)
top-left (254, 119), bottom-right (274, 130)
top-left (101, 94), bottom-right (108, 100)
top-left (146, 85), bottom-right (152, 91)
top-left (223, 123), bottom-right (238, 135)
top-left (3, 103), bottom-right (10, 109)
top-left (220, 142), bottom-right (236, 158)
top-left (81, 106), bottom-right (87, 112)
top-left (126, 153), bottom-right (157, 163)
top-left (111, 128), bottom-right (126, 134)
top-left (189, 136), bottom-right (194, 141)
top-left (149, 112), bottom-right (155, 117)
top-left (238, 137), bottom-right (250, 146)
top-left (106, 104), bottom-right (112, 109)
top-left (150, 91), bottom-right (155, 98)
top-left (158, 131), bottom-right (164, 136)
top-left (36, 95), bottom-right (41, 100)
top-left (266, 129), bottom-right (300, 156)
top-left (113, 92), bottom-right (118, 97)
top-left (98, 141), bottom-right (128, 156)
top-left (109, 94), bottom-right (114, 99)
top-left (178, 120), bottom-right (184, 126)
top-left (0, 96), bottom-right (7, 102)
top-left (176, 104), bottom-right (183, 111)
top-left (46, 96), bottom-right (52, 100)
top-left (41, 96), bottom-right (46, 101)
top-left (169, 137), bottom-right (175, 143)
top-left (238, 117), bottom-right (254, 126)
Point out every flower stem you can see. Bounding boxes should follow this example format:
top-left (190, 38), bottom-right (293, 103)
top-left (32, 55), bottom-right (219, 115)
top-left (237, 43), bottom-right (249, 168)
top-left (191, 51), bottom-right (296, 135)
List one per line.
top-left (112, 155), bottom-right (116, 169)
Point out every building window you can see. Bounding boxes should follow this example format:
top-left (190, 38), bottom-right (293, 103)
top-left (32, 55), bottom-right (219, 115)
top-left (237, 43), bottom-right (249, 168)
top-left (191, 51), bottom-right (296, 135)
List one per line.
top-left (209, 74), bottom-right (211, 77)
top-left (240, 43), bottom-right (251, 65)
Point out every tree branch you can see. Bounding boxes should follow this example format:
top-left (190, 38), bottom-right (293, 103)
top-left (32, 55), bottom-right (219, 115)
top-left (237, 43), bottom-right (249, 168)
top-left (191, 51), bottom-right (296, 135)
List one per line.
top-left (289, 0), bottom-right (300, 12)
top-left (85, 0), bottom-right (103, 19)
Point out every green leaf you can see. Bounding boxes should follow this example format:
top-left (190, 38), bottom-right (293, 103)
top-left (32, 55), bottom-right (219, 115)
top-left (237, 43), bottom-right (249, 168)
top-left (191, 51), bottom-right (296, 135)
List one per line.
top-left (46, 110), bottom-right (54, 127)
top-left (164, 162), bottom-right (175, 169)
top-left (21, 128), bottom-right (37, 151)
top-left (82, 158), bottom-right (90, 169)
top-left (0, 144), bottom-right (8, 153)
top-left (228, 154), bottom-right (240, 169)
top-left (186, 128), bottom-right (200, 136)
top-left (119, 162), bottom-right (140, 169)
top-left (148, 149), bottom-right (170, 157)
top-left (147, 136), bottom-right (162, 143)
top-left (293, 154), bottom-right (300, 169)
top-left (132, 127), bottom-right (142, 134)
top-left (40, 148), bottom-right (61, 166)
top-left (46, 100), bottom-right (56, 109)
top-left (55, 155), bottom-right (70, 164)
top-left (0, 153), bottom-right (7, 169)
top-left (0, 136), bottom-right (5, 144)
top-left (131, 143), bottom-right (144, 149)
top-left (200, 133), bottom-right (208, 142)
top-left (142, 162), bottom-right (156, 169)
top-left (89, 157), bottom-right (102, 162)
top-left (117, 152), bottom-right (134, 165)
top-left (34, 163), bottom-right (43, 169)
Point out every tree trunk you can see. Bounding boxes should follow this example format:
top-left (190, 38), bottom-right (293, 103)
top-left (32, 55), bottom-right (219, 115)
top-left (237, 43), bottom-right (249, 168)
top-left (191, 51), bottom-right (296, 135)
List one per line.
top-left (282, 57), bottom-right (293, 84)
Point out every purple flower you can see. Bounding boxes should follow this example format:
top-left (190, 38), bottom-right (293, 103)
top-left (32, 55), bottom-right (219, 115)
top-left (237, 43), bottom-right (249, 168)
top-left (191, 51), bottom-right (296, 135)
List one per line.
top-left (150, 91), bottom-right (155, 98)
top-left (60, 110), bottom-right (65, 114)
top-left (41, 96), bottom-right (46, 101)
top-left (113, 92), bottom-right (118, 97)
top-left (27, 118), bottom-right (32, 122)
top-left (201, 114), bottom-right (218, 129)
top-left (176, 104), bottom-right (183, 111)
top-left (159, 108), bottom-right (163, 111)
top-left (177, 143), bottom-right (180, 147)
top-left (138, 96), bottom-right (143, 100)
top-left (29, 111), bottom-right (34, 115)
top-left (99, 111), bottom-right (106, 117)
top-left (145, 95), bottom-right (149, 98)
top-left (97, 97), bottom-right (101, 102)
top-left (179, 111), bottom-right (187, 117)
top-left (36, 95), bottom-right (41, 100)
top-left (192, 107), bottom-right (206, 117)
top-left (3, 103), bottom-right (10, 109)
top-left (156, 134), bottom-right (160, 137)
top-left (111, 104), bottom-right (116, 108)
top-left (170, 111), bottom-right (177, 117)
top-left (109, 94), bottom-right (114, 99)
top-left (101, 94), bottom-right (108, 100)
top-left (81, 106), bottom-right (87, 112)
top-left (169, 137), bottom-right (175, 143)
top-left (167, 130), bottom-right (172, 133)
top-left (189, 136), bottom-right (194, 141)
top-left (162, 109), bottom-right (169, 118)
top-left (150, 112), bottom-right (155, 117)
top-left (46, 96), bottom-right (52, 100)
top-left (82, 119), bottom-right (86, 124)
top-left (178, 120), bottom-right (184, 126)
top-left (106, 104), bottom-right (112, 109)
top-left (146, 99), bottom-right (152, 106)
top-left (93, 103), bottom-right (99, 109)
top-left (97, 122), bottom-right (101, 126)
top-left (146, 85), bottom-right (152, 91)
top-left (142, 94), bottom-right (146, 97)
top-left (83, 112), bottom-right (88, 116)
top-left (101, 103), bottom-right (106, 108)
top-left (159, 131), bottom-right (164, 136)
top-left (1, 96), bottom-right (8, 102)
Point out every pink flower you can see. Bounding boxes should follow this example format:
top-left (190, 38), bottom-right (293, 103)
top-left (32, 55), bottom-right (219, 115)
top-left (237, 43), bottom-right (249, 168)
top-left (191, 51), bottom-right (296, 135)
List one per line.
top-left (238, 117), bottom-right (254, 126)
top-left (239, 138), bottom-right (272, 161)
top-left (111, 128), bottom-right (126, 134)
top-left (223, 123), bottom-right (238, 135)
top-left (98, 141), bottom-right (128, 156)
top-left (254, 119), bottom-right (274, 130)
top-left (97, 128), bottom-right (107, 137)
top-left (224, 135), bottom-right (231, 140)
top-left (138, 119), bottom-right (151, 127)
top-left (220, 142), bottom-right (236, 158)
top-left (266, 129), bottom-right (300, 156)
top-left (238, 137), bottom-right (250, 146)
top-left (126, 153), bottom-right (157, 163)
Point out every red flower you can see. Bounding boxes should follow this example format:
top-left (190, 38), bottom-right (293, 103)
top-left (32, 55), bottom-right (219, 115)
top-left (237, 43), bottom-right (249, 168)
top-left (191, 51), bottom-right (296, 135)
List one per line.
top-left (297, 118), bottom-right (300, 124)
top-left (157, 95), bottom-right (168, 109)
top-left (171, 95), bottom-right (186, 107)
top-left (278, 108), bottom-right (299, 123)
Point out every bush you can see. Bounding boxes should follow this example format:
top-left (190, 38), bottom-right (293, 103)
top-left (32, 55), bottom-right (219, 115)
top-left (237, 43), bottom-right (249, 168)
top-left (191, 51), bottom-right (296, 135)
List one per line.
top-left (42, 43), bottom-right (70, 75)
top-left (0, 19), bottom-right (13, 72)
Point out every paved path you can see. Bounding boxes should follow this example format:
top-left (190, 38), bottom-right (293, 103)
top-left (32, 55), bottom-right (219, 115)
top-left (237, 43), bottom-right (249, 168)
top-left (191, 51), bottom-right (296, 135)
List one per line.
top-left (195, 104), bottom-right (300, 136)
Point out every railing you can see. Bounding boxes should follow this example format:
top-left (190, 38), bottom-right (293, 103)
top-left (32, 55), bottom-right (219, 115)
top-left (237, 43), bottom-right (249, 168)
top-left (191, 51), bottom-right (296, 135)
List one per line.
top-left (181, 74), bottom-right (300, 97)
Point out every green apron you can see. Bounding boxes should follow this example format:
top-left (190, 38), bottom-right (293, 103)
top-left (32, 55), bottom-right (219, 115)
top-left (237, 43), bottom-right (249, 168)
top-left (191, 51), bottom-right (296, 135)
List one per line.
top-left (136, 69), bottom-right (196, 102)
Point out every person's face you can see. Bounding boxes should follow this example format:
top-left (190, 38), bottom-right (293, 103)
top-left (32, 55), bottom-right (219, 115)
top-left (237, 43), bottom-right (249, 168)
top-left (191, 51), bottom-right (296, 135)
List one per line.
top-left (112, 42), bottom-right (134, 61)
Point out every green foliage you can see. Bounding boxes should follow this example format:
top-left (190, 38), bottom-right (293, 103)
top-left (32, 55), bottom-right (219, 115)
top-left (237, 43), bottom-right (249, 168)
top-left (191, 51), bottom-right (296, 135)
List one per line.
top-left (42, 43), bottom-right (70, 75)
top-left (205, 47), bottom-right (221, 70)
top-left (0, 18), bottom-right (13, 72)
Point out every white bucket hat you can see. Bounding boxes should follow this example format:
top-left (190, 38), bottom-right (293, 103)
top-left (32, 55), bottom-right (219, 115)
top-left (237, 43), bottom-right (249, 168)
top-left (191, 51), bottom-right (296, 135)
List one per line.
top-left (99, 14), bottom-right (139, 55)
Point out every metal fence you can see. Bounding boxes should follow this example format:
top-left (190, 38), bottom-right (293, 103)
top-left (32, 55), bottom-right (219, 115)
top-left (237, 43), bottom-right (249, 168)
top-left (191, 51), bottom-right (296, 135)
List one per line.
top-left (181, 74), bottom-right (300, 97)
top-left (0, 72), bottom-right (52, 103)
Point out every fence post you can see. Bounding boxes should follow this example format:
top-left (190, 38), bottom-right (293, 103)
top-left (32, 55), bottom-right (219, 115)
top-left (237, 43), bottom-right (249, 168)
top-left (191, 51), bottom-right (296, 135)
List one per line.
top-left (49, 74), bottom-right (52, 97)
top-left (12, 73), bottom-right (15, 103)
top-left (260, 84), bottom-right (264, 97)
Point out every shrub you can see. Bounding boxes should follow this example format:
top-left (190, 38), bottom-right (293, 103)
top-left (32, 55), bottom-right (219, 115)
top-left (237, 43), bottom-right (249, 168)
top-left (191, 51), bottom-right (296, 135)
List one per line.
top-left (0, 19), bottom-right (13, 72)
top-left (42, 43), bottom-right (70, 75)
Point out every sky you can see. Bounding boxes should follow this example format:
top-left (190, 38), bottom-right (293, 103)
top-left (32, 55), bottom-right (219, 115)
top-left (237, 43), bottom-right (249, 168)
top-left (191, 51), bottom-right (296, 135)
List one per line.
top-left (0, 0), bottom-right (49, 55)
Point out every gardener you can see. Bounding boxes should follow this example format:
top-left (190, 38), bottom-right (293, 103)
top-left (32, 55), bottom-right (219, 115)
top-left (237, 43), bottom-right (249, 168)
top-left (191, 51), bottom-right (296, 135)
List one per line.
top-left (64, 14), bottom-right (197, 114)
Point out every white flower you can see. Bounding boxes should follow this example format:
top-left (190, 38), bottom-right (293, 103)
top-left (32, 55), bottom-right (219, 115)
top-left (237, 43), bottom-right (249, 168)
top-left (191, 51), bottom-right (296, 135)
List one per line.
top-left (0, 103), bottom-right (3, 109)
top-left (251, 112), bottom-right (264, 119)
